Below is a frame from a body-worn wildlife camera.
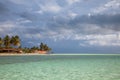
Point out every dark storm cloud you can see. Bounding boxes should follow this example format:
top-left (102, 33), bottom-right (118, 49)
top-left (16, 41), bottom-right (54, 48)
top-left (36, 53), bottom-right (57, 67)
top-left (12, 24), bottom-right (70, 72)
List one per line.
top-left (43, 14), bottom-right (120, 33)
top-left (22, 27), bottom-right (45, 34)
top-left (20, 12), bottom-right (37, 21)
top-left (27, 13), bottom-right (119, 37)
top-left (69, 14), bottom-right (120, 25)
top-left (0, 0), bottom-right (22, 22)
top-left (67, 14), bottom-right (120, 31)
top-left (0, 2), bottom-right (8, 14)
top-left (10, 27), bottom-right (45, 35)
top-left (0, 0), bottom-right (120, 33)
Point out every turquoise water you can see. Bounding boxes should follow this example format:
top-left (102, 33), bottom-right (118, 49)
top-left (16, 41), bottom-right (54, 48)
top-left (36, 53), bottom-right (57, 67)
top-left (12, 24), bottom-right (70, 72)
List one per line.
top-left (0, 55), bottom-right (120, 80)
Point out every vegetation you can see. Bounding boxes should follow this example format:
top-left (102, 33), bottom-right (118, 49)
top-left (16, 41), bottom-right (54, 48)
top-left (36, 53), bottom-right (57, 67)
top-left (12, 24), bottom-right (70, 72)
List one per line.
top-left (40, 42), bottom-right (51, 51)
top-left (10, 35), bottom-right (21, 48)
top-left (0, 35), bottom-right (52, 53)
top-left (22, 46), bottom-right (39, 53)
top-left (22, 43), bottom-right (51, 53)
top-left (0, 37), bottom-right (3, 48)
top-left (0, 35), bottom-right (21, 48)
top-left (3, 35), bottom-right (11, 48)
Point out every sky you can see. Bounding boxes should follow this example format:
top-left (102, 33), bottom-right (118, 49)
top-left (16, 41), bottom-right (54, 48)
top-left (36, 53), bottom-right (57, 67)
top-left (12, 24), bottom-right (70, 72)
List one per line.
top-left (0, 0), bottom-right (120, 53)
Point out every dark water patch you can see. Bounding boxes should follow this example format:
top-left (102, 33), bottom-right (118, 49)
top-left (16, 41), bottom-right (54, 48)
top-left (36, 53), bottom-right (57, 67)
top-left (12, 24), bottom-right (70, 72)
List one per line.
top-left (0, 55), bottom-right (120, 65)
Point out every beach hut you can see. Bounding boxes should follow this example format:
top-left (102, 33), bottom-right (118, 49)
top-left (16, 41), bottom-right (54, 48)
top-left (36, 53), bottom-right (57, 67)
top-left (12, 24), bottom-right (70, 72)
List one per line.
top-left (0, 48), bottom-right (22, 53)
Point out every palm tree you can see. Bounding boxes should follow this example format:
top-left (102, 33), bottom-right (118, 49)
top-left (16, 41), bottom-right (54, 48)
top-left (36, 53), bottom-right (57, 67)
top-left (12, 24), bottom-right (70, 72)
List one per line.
top-left (40, 43), bottom-right (51, 51)
top-left (10, 35), bottom-right (21, 48)
top-left (44, 44), bottom-right (51, 51)
top-left (0, 37), bottom-right (3, 48)
top-left (3, 35), bottom-right (11, 48)
top-left (10, 36), bottom-right (15, 48)
top-left (40, 42), bottom-right (44, 50)
top-left (14, 35), bottom-right (21, 48)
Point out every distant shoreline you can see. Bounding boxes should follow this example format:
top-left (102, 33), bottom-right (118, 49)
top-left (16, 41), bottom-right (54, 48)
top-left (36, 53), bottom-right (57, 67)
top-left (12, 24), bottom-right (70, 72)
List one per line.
top-left (0, 53), bottom-right (47, 56)
top-left (0, 53), bottom-right (120, 56)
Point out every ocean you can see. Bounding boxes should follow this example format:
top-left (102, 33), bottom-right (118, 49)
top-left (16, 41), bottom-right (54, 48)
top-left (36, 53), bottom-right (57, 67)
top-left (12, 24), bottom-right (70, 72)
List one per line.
top-left (0, 54), bottom-right (120, 80)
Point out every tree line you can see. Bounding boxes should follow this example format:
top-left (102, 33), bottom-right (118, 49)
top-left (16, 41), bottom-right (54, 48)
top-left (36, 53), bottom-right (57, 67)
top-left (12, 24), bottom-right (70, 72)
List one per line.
top-left (0, 35), bottom-right (20, 48)
top-left (0, 35), bottom-right (51, 53)
top-left (22, 43), bottom-right (52, 53)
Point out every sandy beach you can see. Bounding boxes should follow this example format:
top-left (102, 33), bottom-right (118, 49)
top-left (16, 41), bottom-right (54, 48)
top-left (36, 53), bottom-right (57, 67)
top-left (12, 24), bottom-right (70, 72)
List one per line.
top-left (0, 53), bottom-right (48, 56)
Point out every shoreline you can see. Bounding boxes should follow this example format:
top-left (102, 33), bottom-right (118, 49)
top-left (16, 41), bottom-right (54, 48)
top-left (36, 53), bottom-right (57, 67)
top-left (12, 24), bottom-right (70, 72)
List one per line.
top-left (0, 53), bottom-right (120, 56)
top-left (0, 53), bottom-right (47, 56)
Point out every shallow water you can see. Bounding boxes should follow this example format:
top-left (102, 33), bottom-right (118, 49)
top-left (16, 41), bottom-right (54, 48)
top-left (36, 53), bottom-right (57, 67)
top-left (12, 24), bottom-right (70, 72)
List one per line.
top-left (0, 55), bottom-right (120, 80)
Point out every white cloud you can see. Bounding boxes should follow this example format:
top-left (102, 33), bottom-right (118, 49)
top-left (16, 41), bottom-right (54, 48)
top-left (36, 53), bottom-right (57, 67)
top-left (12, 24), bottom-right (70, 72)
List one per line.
top-left (0, 21), bottom-right (15, 32)
top-left (0, 21), bottom-right (17, 36)
top-left (34, 10), bottom-right (43, 14)
top-left (18, 19), bottom-right (32, 24)
top-left (40, 3), bottom-right (61, 13)
top-left (42, 24), bottom-right (120, 47)
top-left (87, 39), bottom-right (120, 46)
top-left (78, 34), bottom-right (120, 46)
top-left (66, 0), bottom-right (80, 5)
top-left (68, 12), bottom-right (78, 19)
top-left (0, 21), bottom-right (15, 28)
top-left (46, 28), bottom-right (74, 41)
top-left (25, 33), bottom-right (42, 39)
top-left (93, 0), bottom-right (120, 14)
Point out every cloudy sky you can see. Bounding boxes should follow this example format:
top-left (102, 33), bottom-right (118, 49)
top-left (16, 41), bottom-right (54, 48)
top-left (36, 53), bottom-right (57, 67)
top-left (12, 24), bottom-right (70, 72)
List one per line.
top-left (0, 0), bottom-right (120, 53)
